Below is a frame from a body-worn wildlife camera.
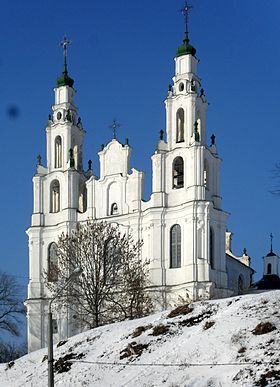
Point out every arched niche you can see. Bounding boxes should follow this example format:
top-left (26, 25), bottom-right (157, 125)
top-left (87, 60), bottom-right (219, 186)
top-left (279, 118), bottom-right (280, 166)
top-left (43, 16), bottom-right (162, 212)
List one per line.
top-left (50, 180), bottom-right (60, 213)
top-left (176, 108), bottom-right (185, 143)
top-left (55, 136), bottom-right (62, 168)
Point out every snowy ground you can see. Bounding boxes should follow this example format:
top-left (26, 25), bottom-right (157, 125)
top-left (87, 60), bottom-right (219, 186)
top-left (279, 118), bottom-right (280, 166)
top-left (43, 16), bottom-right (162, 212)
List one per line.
top-left (1, 290), bottom-right (280, 386)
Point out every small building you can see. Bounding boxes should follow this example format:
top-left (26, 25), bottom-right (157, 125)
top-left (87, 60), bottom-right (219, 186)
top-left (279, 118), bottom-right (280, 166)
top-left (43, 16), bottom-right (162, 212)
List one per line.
top-left (225, 232), bottom-right (254, 294)
top-left (255, 237), bottom-right (280, 290)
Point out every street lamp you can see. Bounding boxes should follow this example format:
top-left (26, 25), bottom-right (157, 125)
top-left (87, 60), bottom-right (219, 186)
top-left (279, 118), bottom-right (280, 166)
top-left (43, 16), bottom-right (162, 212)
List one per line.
top-left (48, 267), bottom-right (83, 387)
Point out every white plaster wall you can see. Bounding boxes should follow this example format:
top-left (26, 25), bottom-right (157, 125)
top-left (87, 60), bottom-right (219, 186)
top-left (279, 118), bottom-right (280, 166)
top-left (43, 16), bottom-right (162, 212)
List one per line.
top-left (99, 140), bottom-right (130, 179)
top-left (175, 54), bottom-right (198, 76)
top-left (226, 255), bottom-right (253, 293)
top-left (263, 255), bottom-right (279, 275)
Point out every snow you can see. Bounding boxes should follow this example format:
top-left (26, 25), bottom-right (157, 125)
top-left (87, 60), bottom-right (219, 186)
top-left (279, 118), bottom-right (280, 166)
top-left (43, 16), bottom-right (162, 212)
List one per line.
top-left (1, 290), bottom-right (280, 386)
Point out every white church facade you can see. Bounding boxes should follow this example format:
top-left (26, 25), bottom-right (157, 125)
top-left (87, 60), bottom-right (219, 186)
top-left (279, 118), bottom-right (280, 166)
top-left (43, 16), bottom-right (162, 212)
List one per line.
top-left (25, 14), bottom-right (254, 352)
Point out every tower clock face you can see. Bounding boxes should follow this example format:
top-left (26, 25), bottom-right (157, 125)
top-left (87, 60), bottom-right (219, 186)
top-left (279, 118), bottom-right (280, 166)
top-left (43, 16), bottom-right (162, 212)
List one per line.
top-left (57, 112), bottom-right (62, 120)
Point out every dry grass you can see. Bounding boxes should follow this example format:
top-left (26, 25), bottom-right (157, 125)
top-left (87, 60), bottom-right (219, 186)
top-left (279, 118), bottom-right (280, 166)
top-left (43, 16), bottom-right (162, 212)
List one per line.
top-left (152, 324), bottom-right (169, 336)
top-left (120, 342), bottom-right (149, 359)
top-left (168, 304), bottom-right (193, 318)
top-left (252, 322), bottom-right (276, 336)
top-left (131, 324), bottom-right (153, 338)
top-left (203, 321), bottom-right (215, 330)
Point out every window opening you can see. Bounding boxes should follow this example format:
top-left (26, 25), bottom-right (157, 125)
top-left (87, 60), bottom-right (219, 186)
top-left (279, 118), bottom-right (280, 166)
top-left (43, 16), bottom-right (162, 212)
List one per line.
top-left (111, 203), bottom-right (118, 215)
top-left (48, 242), bottom-right (58, 282)
top-left (50, 180), bottom-right (60, 213)
top-left (238, 275), bottom-right (244, 295)
top-left (173, 157), bottom-right (184, 189)
top-left (170, 224), bottom-right (181, 268)
top-left (267, 263), bottom-right (272, 274)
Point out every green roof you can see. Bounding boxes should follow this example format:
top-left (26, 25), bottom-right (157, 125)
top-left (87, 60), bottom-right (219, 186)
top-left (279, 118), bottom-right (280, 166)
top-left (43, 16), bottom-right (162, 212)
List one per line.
top-left (56, 71), bottom-right (74, 88)
top-left (176, 38), bottom-right (196, 57)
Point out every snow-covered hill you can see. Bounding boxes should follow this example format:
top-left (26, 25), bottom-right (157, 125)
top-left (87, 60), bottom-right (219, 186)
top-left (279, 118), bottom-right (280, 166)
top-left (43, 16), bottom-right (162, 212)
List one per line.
top-left (1, 290), bottom-right (280, 387)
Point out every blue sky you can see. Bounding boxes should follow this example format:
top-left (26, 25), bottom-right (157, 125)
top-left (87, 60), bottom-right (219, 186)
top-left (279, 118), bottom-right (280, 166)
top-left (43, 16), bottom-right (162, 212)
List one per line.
top-left (1, 0), bottom-right (280, 313)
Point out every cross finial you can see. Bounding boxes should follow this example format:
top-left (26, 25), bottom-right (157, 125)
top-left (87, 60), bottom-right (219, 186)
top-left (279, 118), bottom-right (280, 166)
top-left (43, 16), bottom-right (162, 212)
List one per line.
top-left (270, 233), bottom-right (273, 253)
top-left (109, 119), bottom-right (121, 140)
top-left (60, 35), bottom-right (71, 75)
top-left (180, 1), bottom-right (193, 42)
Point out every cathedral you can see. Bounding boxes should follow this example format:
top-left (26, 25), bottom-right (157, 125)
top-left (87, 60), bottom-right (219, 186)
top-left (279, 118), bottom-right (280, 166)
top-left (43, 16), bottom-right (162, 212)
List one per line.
top-left (25, 8), bottom-right (254, 352)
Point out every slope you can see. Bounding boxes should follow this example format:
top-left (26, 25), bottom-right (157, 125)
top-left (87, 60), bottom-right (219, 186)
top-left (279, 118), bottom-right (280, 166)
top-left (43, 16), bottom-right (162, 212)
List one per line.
top-left (1, 290), bottom-right (280, 387)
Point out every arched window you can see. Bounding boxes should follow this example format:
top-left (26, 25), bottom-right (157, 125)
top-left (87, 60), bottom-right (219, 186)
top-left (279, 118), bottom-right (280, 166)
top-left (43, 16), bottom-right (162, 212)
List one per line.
top-left (210, 228), bottom-right (214, 269)
top-left (238, 275), bottom-right (244, 295)
top-left (54, 136), bottom-right (62, 168)
top-left (50, 180), bottom-right (60, 213)
top-left (267, 263), bottom-right (272, 275)
top-left (111, 203), bottom-right (118, 215)
top-left (176, 108), bottom-right (185, 142)
top-left (204, 159), bottom-right (209, 190)
top-left (170, 224), bottom-right (181, 268)
top-left (173, 157), bottom-right (184, 189)
top-left (48, 242), bottom-right (58, 282)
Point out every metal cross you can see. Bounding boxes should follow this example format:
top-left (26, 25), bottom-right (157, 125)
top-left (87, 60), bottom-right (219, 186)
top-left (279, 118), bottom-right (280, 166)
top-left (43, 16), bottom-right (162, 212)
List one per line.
top-left (60, 36), bottom-right (71, 57)
top-left (270, 233), bottom-right (273, 252)
top-left (109, 119), bottom-right (120, 139)
top-left (60, 36), bottom-right (71, 72)
top-left (180, 1), bottom-right (193, 40)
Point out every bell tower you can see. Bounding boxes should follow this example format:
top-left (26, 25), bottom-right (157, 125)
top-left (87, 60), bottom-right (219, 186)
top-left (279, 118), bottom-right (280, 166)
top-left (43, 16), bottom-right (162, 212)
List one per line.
top-left (166, 3), bottom-right (207, 149)
top-left (26, 38), bottom-right (88, 352)
top-left (150, 2), bottom-right (229, 301)
top-left (47, 37), bottom-right (84, 173)
top-left (263, 234), bottom-right (280, 276)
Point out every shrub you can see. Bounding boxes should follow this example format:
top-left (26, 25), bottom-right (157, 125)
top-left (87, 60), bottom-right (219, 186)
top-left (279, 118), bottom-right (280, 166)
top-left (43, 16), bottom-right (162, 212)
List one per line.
top-left (168, 305), bottom-right (193, 318)
top-left (152, 324), bottom-right (169, 336)
top-left (131, 324), bottom-right (152, 338)
top-left (252, 322), bottom-right (276, 336)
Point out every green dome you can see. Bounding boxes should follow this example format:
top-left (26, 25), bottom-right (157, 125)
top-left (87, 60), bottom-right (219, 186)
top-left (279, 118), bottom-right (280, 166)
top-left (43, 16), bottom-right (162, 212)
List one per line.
top-left (176, 38), bottom-right (196, 57)
top-left (56, 71), bottom-right (74, 88)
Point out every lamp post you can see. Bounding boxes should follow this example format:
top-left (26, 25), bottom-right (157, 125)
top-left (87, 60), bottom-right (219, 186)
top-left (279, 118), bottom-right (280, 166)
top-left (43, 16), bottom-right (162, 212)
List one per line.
top-left (48, 267), bottom-right (83, 387)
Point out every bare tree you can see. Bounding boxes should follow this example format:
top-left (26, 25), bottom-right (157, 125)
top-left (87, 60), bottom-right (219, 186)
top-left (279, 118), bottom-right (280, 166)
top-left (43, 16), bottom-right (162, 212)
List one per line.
top-left (46, 221), bottom-right (152, 330)
top-left (0, 271), bottom-right (25, 337)
top-left (111, 250), bottom-right (152, 320)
